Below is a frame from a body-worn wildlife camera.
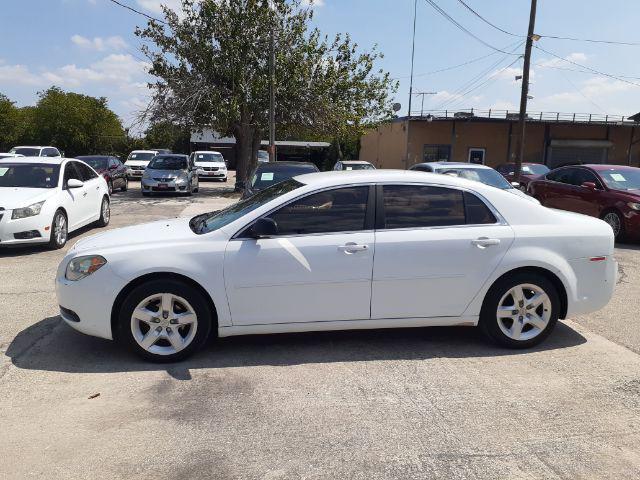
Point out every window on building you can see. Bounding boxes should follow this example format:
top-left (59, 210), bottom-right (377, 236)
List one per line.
top-left (423, 145), bottom-right (451, 162)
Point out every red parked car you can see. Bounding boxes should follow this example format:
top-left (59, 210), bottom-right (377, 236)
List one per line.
top-left (496, 162), bottom-right (550, 190)
top-left (76, 155), bottom-right (128, 195)
top-left (528, 164), bottom-right (640, 240)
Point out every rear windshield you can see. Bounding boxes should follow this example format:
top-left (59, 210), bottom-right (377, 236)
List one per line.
top-left (10, 147), bottom-right (41, 156)
top-left (439, 167), bottom-right (512, 190)
top-left (0, 163), bottom-right (60, 188)
top-left (194, 153), bottom-right (224, 163)
top-left (148, 156), bottom-right (188, 170)
top-left (127, 152), bottom-right (156, 162)
top-left (251, 164), bottom-right (318, 190)
top-left (599, 169), bottom-right (640, 191)
top-left (78, 157), bottom-right (108, 170)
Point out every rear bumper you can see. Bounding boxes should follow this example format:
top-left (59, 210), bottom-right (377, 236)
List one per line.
top-left (565, 255), bottom-right (617, 317)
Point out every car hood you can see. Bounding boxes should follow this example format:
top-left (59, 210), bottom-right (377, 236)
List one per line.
top-left (72, 217), bottom-right (196, 253)
top-left (195, 161), bottom-right (226, 167)
top-left (0, 187), bottom-right (55, 209)
top-left (143, 169), bottom-right (186, 177)
top-left (125, 160), bottom-right (151, 167)
top-left (608, 188), bottom-right (640, 201)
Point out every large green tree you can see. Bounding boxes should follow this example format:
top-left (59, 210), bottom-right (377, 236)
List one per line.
top-left (0, 93), bottom-right (20, 152)
top-left (137, 0), bottom-right (397, 189)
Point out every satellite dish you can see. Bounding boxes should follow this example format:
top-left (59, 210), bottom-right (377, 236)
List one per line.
top-left (392, 103), bottom-right (402, 112)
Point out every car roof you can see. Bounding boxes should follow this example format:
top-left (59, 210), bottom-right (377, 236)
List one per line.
top-left (0, 157), bottom-right (70, 165)
top-left (130, 150), bottom-right (158, 154)
top-left (341, 160), bottom-right (372, 164)
top-left (576, 164), bottom-right (638, 171)
top-left (11, 146), bottom-right (50, 149)
top-left (417, 161), bottom-right (493, 170)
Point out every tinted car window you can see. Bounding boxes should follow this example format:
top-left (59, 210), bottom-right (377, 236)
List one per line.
top-left (267, 186), bottom-right (369, 235)
top-left (410, 165), bottom-right (432, 172)
top-left (573, 168), bottom-right (601, 187)
top-left (464, 191), bottom-right (497, 224)
top-left (78, 157), bottom-right (108, 170)
top-left (63, 162), bottom-right (82, 185)
top-left (251, 164), bottom-right (319, 191)
top-left (382, 185), bottom-right (465, 229)
top-left (11, 147), bottom-right (41, 156)
top-left (547, 168), bottom-right (574, 184)
top-left (76, 162), bottom-right (98, 181)
top-left (0, 164), bottom-right (60, 188)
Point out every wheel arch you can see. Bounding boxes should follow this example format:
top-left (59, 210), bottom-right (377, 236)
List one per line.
top-left (110, 272), bottom-right (219, 340)
top-left (482, 266), bottom-right (568, 320)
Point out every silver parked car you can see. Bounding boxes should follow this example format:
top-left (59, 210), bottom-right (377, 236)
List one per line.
top-left (141, 154), bottom-right (199, 196)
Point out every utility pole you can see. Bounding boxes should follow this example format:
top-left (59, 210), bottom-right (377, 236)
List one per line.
top-left (515, 0), bottom-right (538, 181)
top-left (269, 25), bottom-right (276, 162)
top-left (405, 0), bottom-right (418, 168)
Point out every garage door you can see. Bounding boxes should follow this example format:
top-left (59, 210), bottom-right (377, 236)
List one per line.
top-left (547, 146), bottom-right (607, 169)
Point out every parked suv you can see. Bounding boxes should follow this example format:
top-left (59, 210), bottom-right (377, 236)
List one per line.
top-left (124, 150), bottom-right (159, 178)
top-left (190, 150), bottom-right (228, 181)
top-left (9, 146), bottom-right (61, 157)
top-left (528, 164), bottom-right (640, 240)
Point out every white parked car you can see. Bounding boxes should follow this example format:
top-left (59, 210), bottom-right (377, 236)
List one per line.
top-left (0, 153), bottom-right (24, 159)
top-left (333, 160), bottom-right (375, 171)
top-left (56, 170), bottom-right (616, 362)
top-left (124, 150), bottom-right (159, 178)
top-left (9, 146), bottom-right (61, 158)
top-left (0, 158), bottom-right (110, 249)
top-left (190, 150), bottom-right (228, 181)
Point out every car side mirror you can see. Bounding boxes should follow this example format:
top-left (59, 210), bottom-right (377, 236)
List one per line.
top-left (250, 218), bottom-right (278, 238)
top-left (581, 181), bottom-right (597, 190)
top-left (67, 179), bottom-right (84, 189)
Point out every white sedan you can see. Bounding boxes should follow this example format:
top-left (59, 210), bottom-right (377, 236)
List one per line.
top-left (0, 158), bottom-right (110, 249)
top-left (56, 170), bottom-right (616, 362)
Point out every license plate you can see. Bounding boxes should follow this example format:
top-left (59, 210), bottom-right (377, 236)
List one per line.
top-left (158, 183), bottom-right (169, 189)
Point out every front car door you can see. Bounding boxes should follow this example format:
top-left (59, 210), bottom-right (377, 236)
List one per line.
top-left (61, 162), bottom-right (92, 230)
top-left (224, 185), bottom-right (375, 326)
top-left (371, 183), bottom-right (514, 319)
top-left (74, 161), bottom-right (102, 224)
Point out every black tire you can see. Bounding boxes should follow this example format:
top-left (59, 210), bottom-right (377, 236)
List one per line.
top-left (96, 196), bottom-right (110, 227)
top-left (601, 210), bottom-right (624, 241)
top-left (107, 180), bottom-right (113, 196)
top-left (142, 191), bottom-right (150, 197)
top-left (121, 177), bottom-right (128, 192)
top-left (48, 210), bottom-right (68, 250)
top-left (480, 272), bottom-right (560, 349)
top-left (116, 279), bottom-right (213, 362)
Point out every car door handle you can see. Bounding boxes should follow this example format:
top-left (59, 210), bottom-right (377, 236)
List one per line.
top-left (338, 243), bottom-right (369, 253)
top-left (82, 191), bottom-right (88, 197)
top-left (472, 237), bottom-right (500, 248)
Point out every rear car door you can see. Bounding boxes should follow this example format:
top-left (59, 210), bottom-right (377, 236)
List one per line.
top-left (224, 185), bottom-right (375, 325)
top-left (371, 184), bottom-right (514, 319)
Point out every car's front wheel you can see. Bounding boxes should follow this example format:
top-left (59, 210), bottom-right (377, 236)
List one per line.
top-left (96, 196), bottom-right (110, 227)
top-left (480, 272), bottom-right (560, 348)
top-left (117, 279), bottom-right (213, 362)
top-left (602, 210), bottom-right (624, 241)
top-left (48, 210), bottom-right (68, 249)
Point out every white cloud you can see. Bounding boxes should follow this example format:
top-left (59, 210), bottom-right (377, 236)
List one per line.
top-left (301, 0), bottom-right (325, 6)
top-left (136, 0), bottom-right (183, 14)
top-left (71, 34), bottom-right (128, 52)
top-left (0, 63), bottom-right (42, 85)
top-left (537, 52), bottom-right (588, 68)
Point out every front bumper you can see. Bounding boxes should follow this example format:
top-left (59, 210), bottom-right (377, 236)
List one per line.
top-left (0, 209), bottom-right (51, 245)
top-left (127, 168), bottom-right (145, 178)
top-left (198, 169), bottom-right (227, 179)
top-left (55, 262), bottom-right (122, 340)
top-left (141, 178), bottom-right (189, 193)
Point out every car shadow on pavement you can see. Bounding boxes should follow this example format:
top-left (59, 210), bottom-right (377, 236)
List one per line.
top-left (6, 315), bottom-right (587, 378)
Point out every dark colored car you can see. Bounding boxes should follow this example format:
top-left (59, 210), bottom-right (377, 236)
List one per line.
top-left (76, 155), bottom-right (128, 194)
top-left (496, 163), bottom-right (550, 190)
top-left (528, 164), bottom-right (640, 240)
top-left (244, 161), bottom-right (320, 198)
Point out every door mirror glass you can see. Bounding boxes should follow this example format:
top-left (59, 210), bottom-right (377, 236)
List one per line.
top-left (67, 178), bottom-right (84, 189)
top-left (581, 181), bottom-right (597, 190)
top-left (250, 218), bottom-right (278, 238)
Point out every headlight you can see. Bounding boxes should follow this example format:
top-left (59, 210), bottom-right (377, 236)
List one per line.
top-left (12, 201), bottom-right (45, 219)
top-left (176, 173), bottom-right (189, 183)
top-left (65, 255), bottom-right (107, 281)
top-left (628, 202), bottom-right (640, 211)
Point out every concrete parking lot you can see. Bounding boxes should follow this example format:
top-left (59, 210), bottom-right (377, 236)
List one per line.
top-left (1, 174), bottom-right (640, 479)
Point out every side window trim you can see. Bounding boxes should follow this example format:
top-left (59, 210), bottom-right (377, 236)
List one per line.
top-left (375, 182), bottom-right (506, 231)
top-left (233, 184), bottom-right (377, 239)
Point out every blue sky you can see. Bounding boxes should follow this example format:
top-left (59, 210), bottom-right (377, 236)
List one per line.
top-left (2, 0), bottom-right (640, 130)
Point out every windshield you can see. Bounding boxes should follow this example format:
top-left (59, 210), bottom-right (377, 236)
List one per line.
top-left (78, 157), bottom-right (108, 170)
top-left (127, 152), bottom-right (156, 162)
top-left (343, 163), bottom-right (374, 170)
top-left (148, 156), bottom-right (188, 170)
top-left (10, 147), bottom-right (41, 156)
top-left (439, 167), bottom-right (512, 189)
top-left (0, 164), bottom-right (60, 188)
top-left (191, 179), bottom-right (303, 234)
top-left (251, 164), bottom-right (317, 191)
top-left (522, 164), bottom-right (550, 175)
top-left (194, 153), bottom-right (224, 163)
top-left (599, 169), bottom-right (640, 191)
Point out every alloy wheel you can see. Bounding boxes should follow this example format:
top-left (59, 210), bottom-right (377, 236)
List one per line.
top-left (496, 283), bottom-right (551, 341)
top-left (130, 293), bottom-right (198, 356)
top-left (54, 214), bottom-right (67, 246)
top-left (102, 198), bottom-right (110, 224)
top-left (603, 212), bottom-right (621, 238)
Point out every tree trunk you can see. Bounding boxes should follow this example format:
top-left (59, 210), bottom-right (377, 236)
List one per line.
top-left (233, 122), bottom-right (255, 192)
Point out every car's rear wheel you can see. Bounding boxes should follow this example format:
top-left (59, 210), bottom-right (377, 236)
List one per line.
top-left (480, 272), bottom-right (560, 348)
top-left (48, 210), bottom-right (68, 250)
top-left (107, 180), bottom-right (113, 195)
top-left (602, 210), bottom-right (624, 240)
top-left (121, 177), bottom-right (128, 192)
top-left (96, 196), bottom-right (110, 227)
top-left (117, 279), bottom-right (212, 362)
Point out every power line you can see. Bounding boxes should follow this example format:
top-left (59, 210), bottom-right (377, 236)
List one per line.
top-left (107, 0), bottom-right (167, 24)
top-left (455, 0), bottom-right (522, 37)
top-left (423, 0), bottom-right (521, 55)
top-left (534, 63), bottom-right (640, 81)
top-left (535, 44), bottom-right (640, 88)
top-left (556, 69), bottom-right (607, 114)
